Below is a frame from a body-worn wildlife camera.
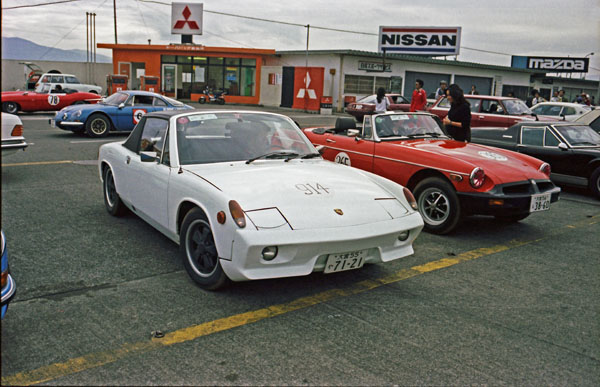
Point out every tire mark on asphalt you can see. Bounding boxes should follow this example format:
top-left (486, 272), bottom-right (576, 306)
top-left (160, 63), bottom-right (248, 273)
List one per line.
top-left (2, 214), bottom-right (599, 386)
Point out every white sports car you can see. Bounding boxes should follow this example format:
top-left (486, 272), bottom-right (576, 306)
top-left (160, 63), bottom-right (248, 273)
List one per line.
top-left (98, 110), bottom-right (423, 289)
top-left (1, 113), bottom-right (28, 158)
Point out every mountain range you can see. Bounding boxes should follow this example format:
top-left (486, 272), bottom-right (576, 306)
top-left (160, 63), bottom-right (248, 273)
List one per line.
top-left (1, 37), bottom-right (112, 63)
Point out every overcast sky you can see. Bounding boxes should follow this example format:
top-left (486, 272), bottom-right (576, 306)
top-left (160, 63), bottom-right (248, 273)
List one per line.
top-left (2, 0), bottom-right (599, 79)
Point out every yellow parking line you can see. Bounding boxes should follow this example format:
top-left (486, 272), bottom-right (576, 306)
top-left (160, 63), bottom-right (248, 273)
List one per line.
top-left (2, 239), bottom-right (539, 386)
top-left (3, 214), bottom-right (599, 385)
top-left (2, 160), bottom-right (73, 167)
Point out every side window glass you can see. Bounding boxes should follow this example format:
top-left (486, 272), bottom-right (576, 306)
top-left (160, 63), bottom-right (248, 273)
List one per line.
top-left (363, 116), bottom-right (372, 139)
top-left (161, 130), bottom-right (170, 166)
top-left (548, 106), bottom-right (562, 115)
top-left (135, 96), bottom-right (153, 105)
top-left (521, 127), bottom-right (544, 146)
top-left (139, 118), bottom-right (169, 159)
top-left (563, 107), bottom-right (576, 116)
top-left (466, 98), bottom-right (481, 113)
top-left (481, 100), bottom-right (502, 114)
top-left (437, 97), bottom-right (451, 108)
top-left (124, 96), bottom-right (134, 106)
top-left (153, 97), bottom-right (167, 107)
top-left (41, 75), bottom-right (50, 82)
top-left (66, 76), bottom-right (80, 84)
top-left (544, 129), bottom-right (560, 146)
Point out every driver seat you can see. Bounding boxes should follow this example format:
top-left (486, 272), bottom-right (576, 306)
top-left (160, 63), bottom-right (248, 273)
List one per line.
top-left (333, 117), bottom-right (356, 135)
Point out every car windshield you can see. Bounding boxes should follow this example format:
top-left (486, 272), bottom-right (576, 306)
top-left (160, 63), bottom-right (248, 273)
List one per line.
top-left (554, 125), bottom-right (600, 146)
top-left (503, 99), bottom-right (532, 115)
top-left (163, 95), bottom-right (184, 106)
top-left (176, 112), bottom-right (316, 165)
top-left (38, 84), bottom-right (52, 94)
top-left (103, 92), bottom-right (129, 105)
top-left (374, 113), bottom-right (446, 139)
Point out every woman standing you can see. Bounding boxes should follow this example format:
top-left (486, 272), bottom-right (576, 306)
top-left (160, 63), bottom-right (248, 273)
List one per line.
top-left (442, 84), bottom-right (471, 142)
top-left (374, 87), bottom-right (390, 113)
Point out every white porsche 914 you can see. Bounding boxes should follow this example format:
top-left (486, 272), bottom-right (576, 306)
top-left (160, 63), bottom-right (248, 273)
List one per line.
top-left (98, 110), bottom-right (424, 289)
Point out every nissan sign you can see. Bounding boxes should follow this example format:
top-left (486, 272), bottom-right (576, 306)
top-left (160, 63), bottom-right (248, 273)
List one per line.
top-left (171, 2), bottom-right (203, 35)
top-left (378, 26), bottom-right (461, 55)
top-left (511, 56), bottom-right (589, 73)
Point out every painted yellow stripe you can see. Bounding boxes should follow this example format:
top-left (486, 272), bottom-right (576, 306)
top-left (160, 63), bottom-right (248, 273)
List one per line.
top-left (2, 160), bottom-right (73, 167)
top-left (3, 215), bottom-right (599, 386)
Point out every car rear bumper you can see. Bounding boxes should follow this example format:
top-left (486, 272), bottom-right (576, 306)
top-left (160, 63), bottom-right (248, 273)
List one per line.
top-left (1, 274), bottom-right (16, 319)
top-left (1, 139), bottom-right (28, 155)
top-left (220, 212), bottom-right (424, 282)
top-left (458, 179), bottom-right (561, 216)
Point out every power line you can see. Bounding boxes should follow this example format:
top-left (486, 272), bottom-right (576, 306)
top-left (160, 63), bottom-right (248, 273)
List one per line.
top-left (2, 0), bottom-right (81, 10)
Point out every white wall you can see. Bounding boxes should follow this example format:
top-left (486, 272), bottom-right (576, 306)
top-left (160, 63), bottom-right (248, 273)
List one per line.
top-left (259, 66), bottom-right (283, 107)
top-left (1, 59), bottom-right (111, 93)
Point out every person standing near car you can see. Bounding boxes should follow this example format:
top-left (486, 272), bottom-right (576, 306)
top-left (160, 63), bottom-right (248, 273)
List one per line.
top-left (410, 79), bottom-right (427, 112)
top-left (442, 84), bottom-right (471, 142)
top-left (374, 87), bottom-right (390, 113)
top-left (558, 89), bottom-right (567, 102)
top-left (532, 90), bottom-right (545, 105)
top-left (435, 80), bottom-right (448, 99)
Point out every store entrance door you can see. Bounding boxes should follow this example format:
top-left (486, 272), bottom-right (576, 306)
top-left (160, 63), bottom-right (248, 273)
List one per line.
top-left (280, 66), bottom-right (295, 108)
top-left (162, 64), bottom-right (177, 98)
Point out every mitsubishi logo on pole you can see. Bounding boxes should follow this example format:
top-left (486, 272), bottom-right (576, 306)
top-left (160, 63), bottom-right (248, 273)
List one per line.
top-left (174, 6), bottom-right (199, 29)
top-left (296, 72), bottom-right (317, 99)
top-left (171, 3), bottom-right (203, 35)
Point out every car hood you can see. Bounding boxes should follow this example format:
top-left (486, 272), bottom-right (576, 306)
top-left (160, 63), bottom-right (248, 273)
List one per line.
top-left (182, 160), bottom-right (410, 230)
top-left (389, 139), bottom-right (547, 183)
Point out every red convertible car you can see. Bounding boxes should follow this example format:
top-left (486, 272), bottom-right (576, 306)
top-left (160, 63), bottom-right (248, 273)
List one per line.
top-left (428, 95), bottom-right (554, 128)
top-left (346, 94), bottom-right (410, 121)
top-left (304, 112), bottom-right (560, 234)
top-left (1, 84), bottom-right (101, 114)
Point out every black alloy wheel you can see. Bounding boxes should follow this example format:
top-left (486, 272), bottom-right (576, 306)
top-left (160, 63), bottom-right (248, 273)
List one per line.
top-left (414, 177), bottom-right (461, 234)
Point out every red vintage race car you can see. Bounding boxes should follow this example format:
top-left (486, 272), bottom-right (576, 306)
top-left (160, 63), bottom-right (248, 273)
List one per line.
top-left (304, 112), bottom-right (560, 234)
top-left (1, 84), bottom-right (101, 114)
top-left (345, 93), bottom-right (410, 121)
top-left (428, 94), bottom-right (554, 128)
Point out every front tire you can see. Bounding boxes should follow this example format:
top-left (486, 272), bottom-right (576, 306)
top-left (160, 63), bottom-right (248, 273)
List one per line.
top-left (86, 113), bottom-right (111, 137)
top-left (198, 97), bottom-right (206, 104)
top-left (414, 177), bottom-right (461, 234)
top-left (180, 209), bottom-right (228, 290)
top-left (590, 168), bottom-right (600, 198)
top-left (3, 102), bottom-right (19, 114)
top-left (103, 166), bottom-right (126, 216)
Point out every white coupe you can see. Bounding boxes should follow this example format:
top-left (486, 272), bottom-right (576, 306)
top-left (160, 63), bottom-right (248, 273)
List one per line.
top-left (1, 113), bottom-right (28, 158)
top-left (98, 110), bottom-right (423, 289)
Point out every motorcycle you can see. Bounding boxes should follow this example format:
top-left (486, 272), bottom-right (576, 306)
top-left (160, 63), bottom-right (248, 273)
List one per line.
top-left (198, 87), bottom-right (226, 105)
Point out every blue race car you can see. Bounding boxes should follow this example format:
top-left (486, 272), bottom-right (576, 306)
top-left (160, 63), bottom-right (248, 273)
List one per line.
top-left (51, 90), bottom-right (193, 137)
top-left (1, 231), bottom-right (16, 319)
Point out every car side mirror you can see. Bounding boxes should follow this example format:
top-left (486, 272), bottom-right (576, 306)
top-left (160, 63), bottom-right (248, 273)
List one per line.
top-left (118, 103), bottom-right (125, 109)
top-left (347, 129), bottom-right (360, 138)
top-left (558, 142), bottom-right (568, 151)
top-left (560, 114), bottom-right (566, 121)
top-left (140, 151), bottom-right (158, 162)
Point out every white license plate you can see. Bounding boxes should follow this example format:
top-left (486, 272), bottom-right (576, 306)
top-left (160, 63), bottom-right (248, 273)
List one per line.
top-left (530, 193), bottom-right (551, 212)
top-left (324, 249), bottom-right (367, 274)
top-left (50, 120), bottom-right (55, 128)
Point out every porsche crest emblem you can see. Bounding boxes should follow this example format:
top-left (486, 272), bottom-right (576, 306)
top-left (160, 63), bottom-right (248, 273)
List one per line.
top-left (334, 209), bottom-right (343, 216)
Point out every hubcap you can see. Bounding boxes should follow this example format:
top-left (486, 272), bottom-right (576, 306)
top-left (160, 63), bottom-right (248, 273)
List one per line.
top-left (104, 169), bottom-right (116, 207)
top-left (7, 102), bottom-right (17, 113)
top-left (418, 187), bottom-right (450, 226)
top-left (91, 118), bottom-right (107, 135)
top-left (185, 220), bottom-right (218, 277)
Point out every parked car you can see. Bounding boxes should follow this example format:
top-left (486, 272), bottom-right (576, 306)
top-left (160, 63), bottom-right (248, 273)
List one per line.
top-left (531, 102), bottom-right (592, 122)
top-left (1, 84), bottom-right (101, 114)
top-left (1, 113), bottom-right (28, 157)
top-left (52, 90), bottom-right (193, 137)
top-left (35, 73), bottom-right (102, 94)
top-left (304, 113), bottom-right (560, 234)
top-left (345, 94), bottom-right (410, 121)
top-left (471, 122), bottom-right (600, 198)
top-left (1, 231), bottom-right (17, 319)
top-left (428, 95), bottom-right (554, 128)
top-left (98, 110), bottom-right (423, 289)
top-left (575, 108), bottom-right (600, 133)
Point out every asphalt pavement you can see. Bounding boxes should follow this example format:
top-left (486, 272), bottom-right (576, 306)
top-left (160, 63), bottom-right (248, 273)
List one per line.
top-left (1, 106), bottom-right (599, 385)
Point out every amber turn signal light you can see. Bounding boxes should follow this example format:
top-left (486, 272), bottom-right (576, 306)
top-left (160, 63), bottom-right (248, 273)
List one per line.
top-left (403, 187), bottom-right (419, 211)
top-left (228, 200), bottom-right (246, 228)
top-left (11, 124), bottom-right (23, 137)
top-left (217, 211), bottom-right (226, 224)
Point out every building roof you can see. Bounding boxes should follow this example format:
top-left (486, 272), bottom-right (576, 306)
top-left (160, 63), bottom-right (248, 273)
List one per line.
top-left (98, 43), bottom-right (275, 56)
top-left (275, 49), bottom-right (543, 74)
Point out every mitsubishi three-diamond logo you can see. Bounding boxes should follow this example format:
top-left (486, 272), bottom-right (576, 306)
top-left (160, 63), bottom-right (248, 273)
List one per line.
top-left (296, 72), bottom-right (317, 99)
top-left (171, 3), bottom-right (203, 35)
top-left (174, 6), bottom-right (199, 29)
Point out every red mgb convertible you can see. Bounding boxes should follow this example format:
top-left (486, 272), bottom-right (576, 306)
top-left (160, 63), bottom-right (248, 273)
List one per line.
top-left (1, 84), bottom-right (101, 114)
top-left (304, 112), bottom-right (560, 234)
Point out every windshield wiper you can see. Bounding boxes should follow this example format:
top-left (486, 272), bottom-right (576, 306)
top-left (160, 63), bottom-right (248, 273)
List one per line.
top-left (246, 151), bottom-right (299, 164)
top-left (300, 152), bottom-right (321, 159)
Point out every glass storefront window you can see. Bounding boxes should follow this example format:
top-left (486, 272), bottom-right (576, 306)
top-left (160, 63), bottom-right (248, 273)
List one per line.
top-left (225, 66), bottom-right (240, 95)
top-left (209, 57), bottom-right (224, 65)
top-left (225, 58), bottom-right (240, 66)
top-left (178, 56), bottom-right (192, 64)
top-left (241, 58), bottom-right (256, 67)
top-left (207, 65), bottom-right (224, 92)
top-left (162, 55), bottom-right (176, 63)
top-left (240, 67), bottom-right (255, 97)
top-left (194, 57), bottom-right (207, 65)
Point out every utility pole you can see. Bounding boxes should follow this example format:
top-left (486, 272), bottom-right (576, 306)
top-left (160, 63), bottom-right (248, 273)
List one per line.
top-left (305, 24), bottom-right (310, 112)
top-left (86, 12), bottom-right (89, 83)
top-left (113, 0), bottom-right (118, 44)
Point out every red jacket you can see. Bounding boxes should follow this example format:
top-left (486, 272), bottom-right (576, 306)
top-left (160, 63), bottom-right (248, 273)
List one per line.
top-left (410, 89), bottom-right (427, 112)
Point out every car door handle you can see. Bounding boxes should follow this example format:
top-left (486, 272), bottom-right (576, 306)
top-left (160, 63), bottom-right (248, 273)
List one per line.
top-left (478, 115), bottom-right (485, 119)
top-left (326, 139), bottom-right (336, 143)
top-left (126, 156), bottom-right (131, 164)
